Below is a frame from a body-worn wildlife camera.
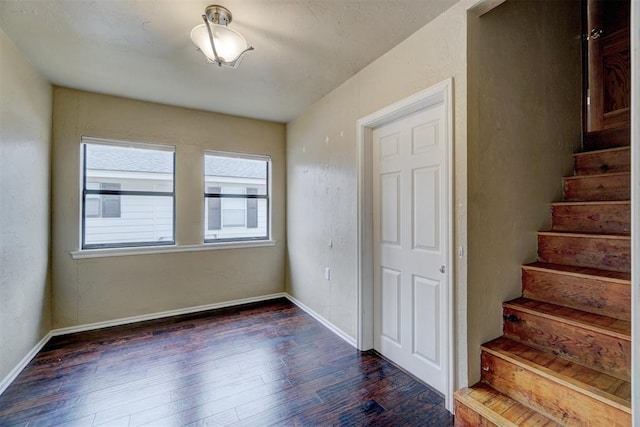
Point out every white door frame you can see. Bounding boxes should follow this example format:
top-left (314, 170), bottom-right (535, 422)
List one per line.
top-left (356, 78), bottom-right (454, 411)
top-left (630, 1), bottom-right (638, 424)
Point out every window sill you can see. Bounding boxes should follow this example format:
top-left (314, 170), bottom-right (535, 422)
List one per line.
top-left (70, 240), bottom-right (277, 259)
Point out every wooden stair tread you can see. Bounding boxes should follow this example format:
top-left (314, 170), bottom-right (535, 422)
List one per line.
top-left (482, 337), bottom-right (631, 410)
top-left (455, 383), bottom-right (561, 426)
top-left (563, 171), bottom-right (630, 181)
top-left (538, 230), bottom-right (630, 240)
top-left (504, 297), bottom-right (630, 338)
top-left (574, 146), bottom-right (630, 157)
top-left (522, 262), bottom-right (630, 283)
top-left (551, 200), bottom-right (630, 207)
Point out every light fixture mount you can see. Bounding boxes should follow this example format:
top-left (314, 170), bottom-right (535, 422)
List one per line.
top-left (190, 4), bottom-right (253, 69)
top-left (204, 5), bottom-right (232, 26)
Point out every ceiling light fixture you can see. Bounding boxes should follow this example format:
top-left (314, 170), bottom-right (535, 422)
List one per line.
top-left (190, 5), bottom-right (253, 69)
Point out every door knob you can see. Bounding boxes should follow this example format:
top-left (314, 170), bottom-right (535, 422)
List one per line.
top-left (439, 265), bottom-right (446, 274)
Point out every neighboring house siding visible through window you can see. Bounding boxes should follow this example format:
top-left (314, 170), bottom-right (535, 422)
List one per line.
top-left (207, 187), bottom-right (259, 231)
top-left (221, 188), bottom-right (247, 228)
top-left (81, 138), bottom-right (176, 249)
top-left (204, 152), bottom-right (270, 242)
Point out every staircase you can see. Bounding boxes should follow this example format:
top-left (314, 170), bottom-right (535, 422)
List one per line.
top-left (454, 126), bottom-right (632, 426)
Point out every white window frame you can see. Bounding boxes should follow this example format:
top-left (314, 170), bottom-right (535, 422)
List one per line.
top-left (203, 150), bottom-right (271, 243)
top-left (80, 137), bottom-right (176, 250)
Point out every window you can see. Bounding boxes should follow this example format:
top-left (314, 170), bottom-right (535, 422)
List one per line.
top-left (204, 152), bottom-right (270, 242)
top-left (81, 138), bottom-right (175, 249)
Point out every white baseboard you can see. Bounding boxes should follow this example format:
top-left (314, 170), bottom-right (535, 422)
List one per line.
top-left (0, 291), bottom-right (356, 396)
top-left (50, 292), bottom-right (287, 337)
top-left (0, 331), bottom-right (53, 395)
top-left (286, 294), bottom-right (357, 348)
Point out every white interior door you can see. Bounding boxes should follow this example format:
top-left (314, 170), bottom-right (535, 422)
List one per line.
top-left (372, 103), bottom-right (448, 394)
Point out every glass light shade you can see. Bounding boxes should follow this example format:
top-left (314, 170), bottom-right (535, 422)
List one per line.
top-left (190, 23), bottom-right (249, 66)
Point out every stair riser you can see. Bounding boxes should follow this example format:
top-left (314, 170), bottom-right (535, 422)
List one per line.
top-left (454, 401), bottom-right (501, 427)
top-left (574, 148), bottom-right (630, 175)
top-left (551, 204), bottom-right (630, 234)
top-left (455, 385), bottom-right (559, 427)
top-left (480, 351), bottom-right (630, 426)
top-left (563, 174), bottom-right (630, 202)
top-left (583, 127), bottom-right (630, 151)
top-left (538, 234), bottom-right (630, 273)
top-left (502, 306), bottom-right (630, 381)
top-left (522, 269), bottom-right (630, 321)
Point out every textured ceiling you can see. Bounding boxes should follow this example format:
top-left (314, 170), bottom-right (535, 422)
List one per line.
top-left (0, 0), bottom-right (457, 122)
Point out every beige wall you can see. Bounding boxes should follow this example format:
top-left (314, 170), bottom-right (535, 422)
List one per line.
top-left (287, 1), bottom-right (471, 388)
top-left (0, 29), bottom-right (52, 381)
top-left (466, 0), bottom-right (582, 384)
top-left (51, 88), bottom-right (286, 328)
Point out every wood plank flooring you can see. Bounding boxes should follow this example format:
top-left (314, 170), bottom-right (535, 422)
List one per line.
top-left (0, 298), bottom-right (452, 426)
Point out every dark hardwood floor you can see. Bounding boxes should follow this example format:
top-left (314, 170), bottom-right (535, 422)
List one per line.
top-left (0, 298), bottom-right (453, 426)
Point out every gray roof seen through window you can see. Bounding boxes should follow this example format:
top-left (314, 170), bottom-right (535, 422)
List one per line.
top-left (86, 144), bottom-right (266, 179)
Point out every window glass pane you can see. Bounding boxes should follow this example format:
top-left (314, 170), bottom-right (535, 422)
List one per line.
top-left (205, 198), bottom-right (267, 241)
top-left (84, 195), bottom-right (174, 246)
top-left (204, 156), bottom-right (267, 195)
top-left (204, 153), bottom-right (269, 241)
top-left (85, 197), bottom-right (100, 218)
top-left (204, 184), bottom-right (267, 196)
top-left (207, 186), bottom-right (221, 231)
top-left (247, 188), bottom-right (258, 229)
top-left (100, 183), bottom-right (121, 218)
top-left (222, 192), bottom-right (246, 227)
top-left (101, 183), bottom-right (121, 191)
top-left (83, 141), bottom-right (175, 248)
top-left (222, 209), bottom-right (246, 227)
top-left (85, 144), bottom-right (174, 192)
top-left (101, 195), bottom-right (121, 218)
